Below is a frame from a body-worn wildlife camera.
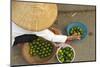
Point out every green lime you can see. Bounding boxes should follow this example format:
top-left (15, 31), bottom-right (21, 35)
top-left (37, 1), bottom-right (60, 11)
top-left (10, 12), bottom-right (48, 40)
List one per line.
top-left (47, 47), bottom-right (49, 50)
top-left (43, 48), bottom-right (46, 51)
top-left (40, 54), bottom-right (44, 58)
top-left (58, 46), bottom-right (74, 63)
top-left (48, 53), bottom-right (50, 56)
top-left (60, 58), bottom-right (64, 62)
top-left (44, 54), bottom-right (47, 57)
top-left (36, 50), bottom-right (39, 53)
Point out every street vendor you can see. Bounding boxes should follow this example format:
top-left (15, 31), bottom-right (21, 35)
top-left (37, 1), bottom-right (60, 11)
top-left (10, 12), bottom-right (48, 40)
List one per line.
top-left (12, 1), bottom-right (80, 46)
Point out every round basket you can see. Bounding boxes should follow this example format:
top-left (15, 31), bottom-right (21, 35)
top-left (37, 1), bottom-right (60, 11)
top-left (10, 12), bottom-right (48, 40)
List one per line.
top-left (65, 22), bottom-right (88, 40)
top-left (22, 40), bottom-right (57, 64)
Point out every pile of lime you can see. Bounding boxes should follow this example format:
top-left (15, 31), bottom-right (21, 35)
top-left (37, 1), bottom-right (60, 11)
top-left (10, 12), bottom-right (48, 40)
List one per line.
top-left (69, 26), bottom-right (83, 36)
top-left (29, 37), bottom-right (53, 58)
top-left (57, 46), bottom-right (74, 63)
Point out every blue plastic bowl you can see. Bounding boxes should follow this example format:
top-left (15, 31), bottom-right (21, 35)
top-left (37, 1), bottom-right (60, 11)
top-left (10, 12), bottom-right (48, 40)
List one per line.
top-left (65, 22), bottom-right (88, 40)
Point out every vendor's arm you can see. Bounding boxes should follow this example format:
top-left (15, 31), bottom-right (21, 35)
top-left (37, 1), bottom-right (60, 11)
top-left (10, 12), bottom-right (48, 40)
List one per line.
top-left (49, 27), bottom-right (81, 43)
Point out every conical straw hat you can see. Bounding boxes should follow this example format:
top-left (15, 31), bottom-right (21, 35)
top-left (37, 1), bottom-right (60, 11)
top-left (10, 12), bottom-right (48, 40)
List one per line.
top-left (12, 1), bottom-right (57, 31)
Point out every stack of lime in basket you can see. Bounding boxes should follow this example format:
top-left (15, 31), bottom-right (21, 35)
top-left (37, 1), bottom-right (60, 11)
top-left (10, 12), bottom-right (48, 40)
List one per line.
top-left (29, 37), bottom-right (53, 58)
top-left (69, 26), bottom-right (83, 36)
top-left (56, 45), bottom-right (75, 63)
top-left (66, 22), bottom-right (88, 40)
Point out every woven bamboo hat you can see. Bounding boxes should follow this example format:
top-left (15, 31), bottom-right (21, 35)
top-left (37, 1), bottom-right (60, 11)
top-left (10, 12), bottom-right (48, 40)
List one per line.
top-left (12, 1), bottom-right (57, 31)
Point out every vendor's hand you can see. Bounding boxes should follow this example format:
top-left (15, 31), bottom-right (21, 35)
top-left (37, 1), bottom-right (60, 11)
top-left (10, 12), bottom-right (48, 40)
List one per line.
top-left (72, 32), bottom-right (81, 40)
top-left (67, 32), bottom-right (81, 40)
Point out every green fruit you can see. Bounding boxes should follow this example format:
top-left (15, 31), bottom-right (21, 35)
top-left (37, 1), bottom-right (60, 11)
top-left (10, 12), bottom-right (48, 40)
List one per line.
top-left (29, 37), bottom-right (54, 58)
top-left (49, 46), bottom-right (53, 49)
top-left (31, 46), bottom-right (34, 49)
top-left (32, 42), bottom-right (35, 45)
top-left (37, 38), bottom-right (40, 41)
top-left (40, 54), bottom-right (44, 58)
top-left (47, 44), bottom-right (50, 46)
top-left (59, 50), bottom-right (62, 53)
top-left (69, 26), bottom-right (83, 37)
top-left (36, 42), bottom-right (39, 44)
top-left (36, 50), bottom-right (39, 53)
top-left (60, 58), bottom-right (64, 62)
top-left (77, 27), bottom-right (80, 29)
top-left (46, 50), bottom-right (48, 53)
top-left (70, 30), bottom-right (73, 34)
top-left (66, 60), bottom-right (71, 62)
top-left (34, 45), bottom-right (37, 48)
top-left (42, 43), bottom-right (45, 45)
top-left (47, 47), bottom-right (49, 50)
top-left (68, 54), bottom-right (71, 57)
top-left (38, 44), bottom-right (41, 46)
top-left (58, 47), bottom-right (74, 63)
top-left (77, 32), bottom-right (81, 35)
top-left (32, 49), bottom-right (35, 52)
top-left (42, 51), bottom-right (45, 54)
top-left (65, 51), bottom-right (69, 54)
top-left (43, 48), bottom-right (46, 51)
top-left (79, 28), bottom-right (82, 31)
top-left (37, 47), bottom-right (40, 50)
top-left (48, 53), bottom-right (50, 56)
top-left (48, 49), bottom-right (52, 52)
top-left (44, 54), bottom-right (47, 57)
top-left (38, 52), bottom-right (42, 55)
